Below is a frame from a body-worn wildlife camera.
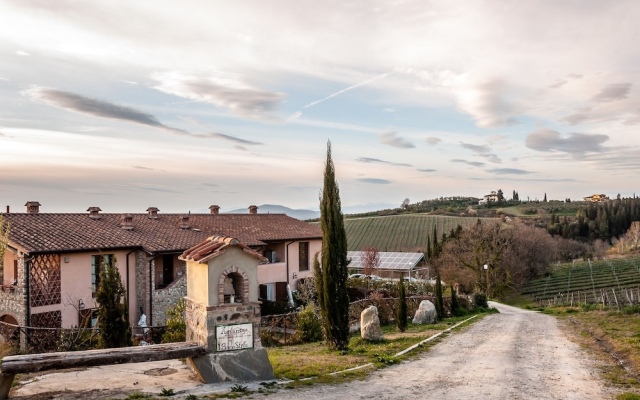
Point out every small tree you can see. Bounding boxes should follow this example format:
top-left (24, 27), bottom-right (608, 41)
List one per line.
top-left (434, 270), bottom-right (444, 320)
top-left (162, 298), bottom-right (186, 343)
top-left (626, 221), bottom-right (640, 251)
top-left (96, 256), bottom-right (132, 348)
top-left (450, 285), bottom-right (461, 317)
top-left (361, 246), bottom-right (380, 277)
top-left (396, 279), bottom-right (407, 332)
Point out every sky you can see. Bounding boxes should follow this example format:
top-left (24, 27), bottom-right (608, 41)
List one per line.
top-left (1, 1), bottom-right (639, 213)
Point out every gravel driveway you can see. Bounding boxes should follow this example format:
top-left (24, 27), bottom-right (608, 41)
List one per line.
top-left (250, 302), bottom-right (612, 400)
top-left (11, 302), bottom-right (614, 399)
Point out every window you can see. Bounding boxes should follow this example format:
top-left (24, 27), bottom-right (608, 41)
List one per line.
top-left (91, 254), bottom-right (113, 297)
top-left (299, 242), bottom-right (309, 271)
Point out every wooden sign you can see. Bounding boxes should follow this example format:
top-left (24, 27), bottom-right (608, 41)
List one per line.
top-left (215, 323), bottom-right (254, 352)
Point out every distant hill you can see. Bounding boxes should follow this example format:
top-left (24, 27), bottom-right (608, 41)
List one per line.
top-left (227, 204), bottom-right (320, 220)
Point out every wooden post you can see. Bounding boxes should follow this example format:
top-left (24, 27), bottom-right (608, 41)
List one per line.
top-left (0, 373), bottom-right (15, 400)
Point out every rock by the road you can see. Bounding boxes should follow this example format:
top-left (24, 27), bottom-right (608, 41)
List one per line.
top-left (360, 305), bottom-right (383, 341)
top-left (412, 300), bottom-right (437, 324)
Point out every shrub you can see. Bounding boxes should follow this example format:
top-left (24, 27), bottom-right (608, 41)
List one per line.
top-left (368, 290), bottom-right (393, 325)
top-left (473, 292), bottom-right (489, 309)
top-left (396, 280), bottom-right (408, 332)
top-left (162, 298), bottom-right (186, 343)
top-left (450, 286), bottom-right (465, 317)
top-left (296, 305), bottom-right (323, 343)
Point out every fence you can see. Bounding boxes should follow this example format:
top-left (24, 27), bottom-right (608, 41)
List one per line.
top-left (534, 287), bottom-right (640, 311)
top-left (0, 322), bottom-right (166, 354)
top-left (260, 295), bottom-right (434, 346)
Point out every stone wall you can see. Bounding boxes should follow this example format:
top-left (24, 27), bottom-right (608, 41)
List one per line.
top-left (0, 254), bottom-right (27, 326)
top-left (152, 275), bottom-right (186, 325)
top-left (185, 298), bottom-right (263, 351)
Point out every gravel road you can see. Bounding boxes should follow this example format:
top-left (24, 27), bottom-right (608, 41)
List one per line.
top-left (12, 302), bottom-right (613, 399)
top-left (250, 302), bottom-right (611, 400)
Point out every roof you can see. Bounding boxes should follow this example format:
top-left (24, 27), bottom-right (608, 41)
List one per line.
top-left (2, 212), bottom-right (322, 254)
top-left (346, 251), bottom-right (426, 271)
top-left (180, 236), bottom-right (268, 264)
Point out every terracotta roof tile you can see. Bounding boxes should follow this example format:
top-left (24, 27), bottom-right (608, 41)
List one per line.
top-left (180, 236), bottom-right (268, 264)
top-left (3, 212), bottom-right (322, 254)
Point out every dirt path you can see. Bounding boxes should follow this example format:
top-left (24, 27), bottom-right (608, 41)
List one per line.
top-left (250, 302), bottom-right (612, 400)
top-left (11, 302), bottom-right (614, 399)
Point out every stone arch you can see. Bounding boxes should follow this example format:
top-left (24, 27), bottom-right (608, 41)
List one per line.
top-left (0, 314), bottom-right (20, 344)
top-left (218, 266), bottom-right (249, 304)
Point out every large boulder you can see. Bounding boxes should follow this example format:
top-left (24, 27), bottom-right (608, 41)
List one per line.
top-left (360, 305), bottom-right (383, 341)
top-left (412, 300), bottom-right (437, 324)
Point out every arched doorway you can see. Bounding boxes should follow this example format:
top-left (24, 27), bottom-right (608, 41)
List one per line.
top-left (0, 314), bottom-right (20, 345)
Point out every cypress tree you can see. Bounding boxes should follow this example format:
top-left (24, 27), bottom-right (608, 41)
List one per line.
top-left (396, 279), bottom-right (408, 332)
top-left (432, 225), bottom-right (439, 256)
top-left (450, 285), bottom-right (461, 317)
top-left (318, 141), bottom-right (350, 350)
top-left (434, 270), bottom-right (444, 320)
top-left (96, 256), bottom-right (132, 348)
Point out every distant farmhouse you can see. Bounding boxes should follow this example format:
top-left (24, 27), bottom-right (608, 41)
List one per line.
top-left (0, 202), bottom-right (321, 335)
top-left (478, 191), bottom-right (499, 205)
top-left (583, 194), bottom-right (610, 203)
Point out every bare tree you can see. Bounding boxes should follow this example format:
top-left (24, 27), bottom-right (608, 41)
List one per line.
top-left (401, 198), bottom-right (410, 210)
top-left (625, 221), bottom-right (640, 251)
top-left (436, 221), bottom-right (559, 298)
top-left (361, 246), bottom-right (380, 277)
top-left (613, 237), bottom-right (626, 255)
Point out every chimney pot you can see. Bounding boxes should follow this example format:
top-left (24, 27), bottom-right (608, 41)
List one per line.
top-left (87, 207), bottom-right (102, 220)
top-left (179, 214), bottom-right (190, 229)
top-left (249, 205), bottom-right (258, 215)
top-left (146, 207), bottom-right (159, 219)
top-left (209, 205), bottom-right (220, 215)
top-left (5, 205), bottom-right (9, 213)
top-left (25, 201), bottom-right (41, 214)
top-left (120, 214), bottom-right (134, 230)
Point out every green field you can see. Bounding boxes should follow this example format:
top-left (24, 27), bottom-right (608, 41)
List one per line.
top-left (344, 214), bottom-right (493, 252)
top-left (522, 256), bottom-right (640, 304)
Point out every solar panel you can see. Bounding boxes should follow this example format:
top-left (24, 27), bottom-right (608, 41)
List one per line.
top-left (346, 251), bottom-right (425, 271)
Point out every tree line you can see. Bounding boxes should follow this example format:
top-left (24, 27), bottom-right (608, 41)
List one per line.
top-left (548, 196), bottom-right (640, 242)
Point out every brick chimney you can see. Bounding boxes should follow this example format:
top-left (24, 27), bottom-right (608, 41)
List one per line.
top-left (179, 214), bottom-right (190, 229)
top-left (209, 205), bottom-right (220, 215)
top-left (87, 207), bottom-right (102, 220)
top-left (25, 201), bottom-right (41, 214)
top-left (120, 214), bottom-right (134, 230)
top-left (249, 205), bottom-right (258, 215)
top-left (146, 207), bottom-right (159, 219)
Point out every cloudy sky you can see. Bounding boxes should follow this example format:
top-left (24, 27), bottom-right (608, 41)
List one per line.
top-left (1, 1), bottom-right (639, 213)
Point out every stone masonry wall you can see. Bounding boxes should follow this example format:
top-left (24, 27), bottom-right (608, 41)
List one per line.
top-left (185, 297), bottom-right (263, 352)
top-left (0, 255), bottom-right (27, 326)
top-left (152, 275), bottom-right (186, 325)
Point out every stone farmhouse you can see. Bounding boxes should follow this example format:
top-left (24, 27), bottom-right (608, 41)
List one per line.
top-left (583, 194), bottom-right (610, 203)
top-left (478, 191), bottom-right (500, 205)
top-left (0, 202), bottom-right (321, 334)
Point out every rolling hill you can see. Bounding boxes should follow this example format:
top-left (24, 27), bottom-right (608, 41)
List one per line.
top-left (344, 214), bottom-right (494, 252)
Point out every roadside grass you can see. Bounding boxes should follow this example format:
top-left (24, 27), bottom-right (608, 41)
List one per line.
top-left (267, 313), bottom-right (486, 383)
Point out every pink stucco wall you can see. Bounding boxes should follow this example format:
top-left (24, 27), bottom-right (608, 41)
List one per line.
top-left (30, 250), bottom-right (138, 328)
top-left (258, 239), bottom-right (321, 290)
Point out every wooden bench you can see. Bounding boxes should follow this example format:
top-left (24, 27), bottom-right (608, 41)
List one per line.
top-left (0, 342), bottom-right (207, 399)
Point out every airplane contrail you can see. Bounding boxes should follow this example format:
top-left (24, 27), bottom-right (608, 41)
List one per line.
top-left (303, 72), bottom-right (391, 109)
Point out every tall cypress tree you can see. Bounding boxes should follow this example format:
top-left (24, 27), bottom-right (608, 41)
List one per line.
top-left (318, 141), bottom-right (350, 350)
top-left (396, 279), bottom-right (408, 332)
top-left (96, 256), bottom-right (132, 348)
top-left (434, 270), bottom-right (444, 320)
